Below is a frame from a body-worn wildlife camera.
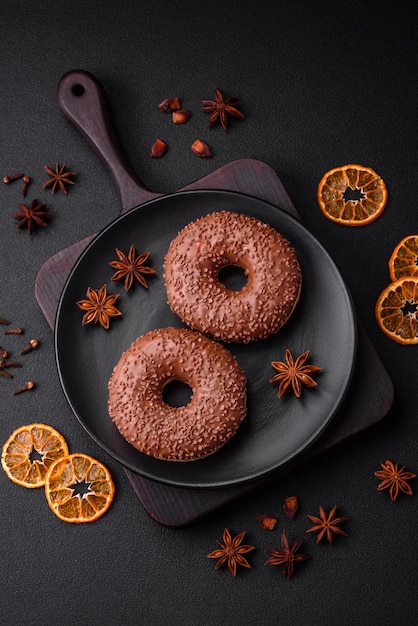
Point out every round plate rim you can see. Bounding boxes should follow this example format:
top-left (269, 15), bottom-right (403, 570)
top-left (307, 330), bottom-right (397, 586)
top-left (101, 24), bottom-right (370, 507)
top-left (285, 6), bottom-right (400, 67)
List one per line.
top-left (55, 188), bottom-right (357, 488)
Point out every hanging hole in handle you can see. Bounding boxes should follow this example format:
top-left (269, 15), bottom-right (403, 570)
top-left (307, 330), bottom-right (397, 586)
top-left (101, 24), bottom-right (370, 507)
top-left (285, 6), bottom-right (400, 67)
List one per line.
top-left (71, 83), bottom-right (85, 97)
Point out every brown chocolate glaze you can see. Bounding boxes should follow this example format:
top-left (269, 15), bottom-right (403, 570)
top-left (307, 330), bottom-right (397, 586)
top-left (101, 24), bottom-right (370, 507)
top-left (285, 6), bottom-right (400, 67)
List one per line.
top-left (164, 211), bottom-right (302, 343)
top-left (107, 327), bottom-right (247, 461)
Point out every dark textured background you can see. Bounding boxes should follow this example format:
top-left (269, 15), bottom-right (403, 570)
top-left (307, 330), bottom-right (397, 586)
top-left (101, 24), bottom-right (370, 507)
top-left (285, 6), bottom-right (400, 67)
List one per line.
top-left (1, 1), bottom-right (417, 624)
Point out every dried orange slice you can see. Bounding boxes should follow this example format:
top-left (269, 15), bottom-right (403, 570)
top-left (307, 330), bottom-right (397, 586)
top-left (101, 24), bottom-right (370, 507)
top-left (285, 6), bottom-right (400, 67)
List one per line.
top-left (1, 423), bottom-right (69, 488)
top-left (388, 235), bottom-right (418, 281)
top-left (375, 278), bottom-right (418, 344)
top-left (317, 164), bottom-right (387, 226)
top-left (45, 453), bottom-right (115, 523)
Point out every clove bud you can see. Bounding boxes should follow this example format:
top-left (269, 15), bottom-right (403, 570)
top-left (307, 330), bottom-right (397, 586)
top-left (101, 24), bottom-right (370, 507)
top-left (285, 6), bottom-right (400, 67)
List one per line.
top-left (0, 360), bottom-right (22, 368)
top-left (21, 338), bottom-right (39, 354)
top-left (12, 381), bottom-right (35, 395)
top-left (4, 327), bottom-right (24, 335)
top-left (3, 173), bottom-right (24, 184)
top-left (21, 175), bottom-right (30, 197)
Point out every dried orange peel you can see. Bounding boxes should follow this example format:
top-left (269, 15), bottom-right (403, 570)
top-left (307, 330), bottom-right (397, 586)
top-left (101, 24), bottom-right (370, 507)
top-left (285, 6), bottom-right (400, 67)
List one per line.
top-left (317, 164), bottom-right (387, 226)
top-left (1, 423), bottom-right (69, 488)
top-left (45, 452), bottom-right (115, 523)
top-left (375, 277), bottom-right (418, 344)
top-left (388, 235), bottom-right (418, 281)
top-left (2, 424), bottom-right (115, 523)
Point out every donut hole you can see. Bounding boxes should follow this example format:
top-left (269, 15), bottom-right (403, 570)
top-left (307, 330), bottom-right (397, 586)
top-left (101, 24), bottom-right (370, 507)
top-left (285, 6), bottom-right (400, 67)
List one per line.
top-left (217, 264), bottom-right (248, 291)
top-left (162, 378), bottom-right (193, 407)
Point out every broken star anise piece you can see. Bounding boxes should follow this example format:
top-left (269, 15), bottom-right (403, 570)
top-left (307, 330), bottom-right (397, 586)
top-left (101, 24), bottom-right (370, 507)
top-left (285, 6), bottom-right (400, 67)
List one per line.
top-left (270, 349), bottom-right (321, 398)
top-left (257, 514), bottom-right (278, 531)
top-left (265, 530), bottom-right (312, 579)
top-left (201, 87), bottom-right (245, 130)
top-left (207, 528), bottom-right (255, 577)
top-left (306, 505), bottom-right (347, 544)
top-left (283, 495), bottom-right (299, 519)
top-left (13, 199), bottom-right (51, 235)
top-left (76, 285), bottom-right (122, 329)
top-left (43, 163), bottom-right (76, 194)
top-left (109, 245), bottom-right (156, 292)
top-left (374, 459), bottom-right (416, 501)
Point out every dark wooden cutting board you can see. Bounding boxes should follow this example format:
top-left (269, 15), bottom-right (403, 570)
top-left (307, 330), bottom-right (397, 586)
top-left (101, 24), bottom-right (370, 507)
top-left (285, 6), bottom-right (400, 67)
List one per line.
top-left (35, 71), bottom-right (394, 526)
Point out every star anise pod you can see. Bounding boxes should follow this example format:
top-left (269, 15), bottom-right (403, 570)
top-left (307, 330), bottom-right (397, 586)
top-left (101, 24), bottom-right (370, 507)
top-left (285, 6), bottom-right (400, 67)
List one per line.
top-left (43, 163), bottom-right (76, 194)
top-left (374, 459), bottom-right (416, 501)
top-left (207, 528), bottom-right (255, 576)
top-left (76, 284), bottom-right (122, 329)
top-left (13, 199), bottom-right (51, 235)
top-left (306, 505), bottom-right (347, 544)
top-left (265, 530), bottom-right (312, 579)
top-left (109, 245), bottom-right (156, 291)
top-left (270, 349), bottom-right (321, 398)
top-left (201, 88), bottom-right (245, 130)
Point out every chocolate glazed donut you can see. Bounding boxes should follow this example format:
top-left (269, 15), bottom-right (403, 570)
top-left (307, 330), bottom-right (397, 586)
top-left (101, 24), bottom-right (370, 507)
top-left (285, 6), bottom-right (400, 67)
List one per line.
top-left (164, 211), bottom-right (302, 343)
top-left (108, 327), bottom-right (247, 461)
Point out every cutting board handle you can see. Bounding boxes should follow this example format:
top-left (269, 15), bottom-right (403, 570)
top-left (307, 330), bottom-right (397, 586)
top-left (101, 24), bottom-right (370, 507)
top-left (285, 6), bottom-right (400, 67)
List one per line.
top-left (57, 70), bottom-right (159, 210)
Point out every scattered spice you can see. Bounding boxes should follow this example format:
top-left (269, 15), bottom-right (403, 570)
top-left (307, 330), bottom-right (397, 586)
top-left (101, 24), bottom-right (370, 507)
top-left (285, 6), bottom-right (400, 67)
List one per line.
top-left (207, 528), bottom-right (255, 577)
top-left (0, 370), bottom-right (13, 379)
top-left (270, 349), bottom-right (321, 398)
top-left (21, 175), bottom-right (30, 197)
top-left (109, 245), bottom-right (156, 291)
top-left (13, 199), bottom-right (51, 235)
top-left (151, 139), bottom-right (167, 158)
top-left (3, 172), bottom-right (24, 184)
top-left (265, 530), bottom-right (312, 579)
top-left (21, 339), bottom-right (39, 355)
top-left (158, 97), bottom-right (181, 112)
top-left (374, 460), bottom-right (416, 501)
top-left (283, 495), bottom-right (299, 519)
top-left (0, 359), bottom-right (21, 378)
top-left (201, 87), bottom-right (245, 130)
top-left (0, 359), bottom-right (22, 369)
top-left (172, 109), bottom-right (191, 124)
top-left (12, 381), bottom-right (35, 395)
top-left (257, 514), bottom-right (278, 531)
top-left (76, 285), bottom-right (122, 329)
top-left (0, 318), bottom-right (11, 325)
top-left (306, 505), bottom-right (347, 544)
top-left (4, 327), bottom-right (24, 335)
top-left (43, 163), bottom-right (76, 194)
top-left (191, 139), bottom-right (212, 158)
top-left (0, 320), bottom-right (39, 386)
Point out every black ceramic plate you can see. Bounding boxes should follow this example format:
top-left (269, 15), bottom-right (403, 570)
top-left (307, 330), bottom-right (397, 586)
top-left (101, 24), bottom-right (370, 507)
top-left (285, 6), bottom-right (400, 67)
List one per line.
top-left (55, 189), bottom-right (357, 489)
